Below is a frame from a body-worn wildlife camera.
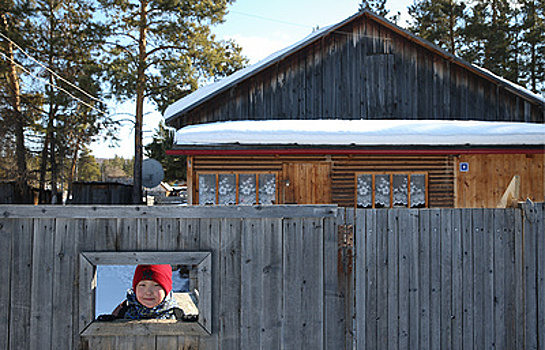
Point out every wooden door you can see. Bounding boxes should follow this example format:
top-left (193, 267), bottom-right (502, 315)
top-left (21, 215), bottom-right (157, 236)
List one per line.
top-left (282, 162), bottom-right (332, 204)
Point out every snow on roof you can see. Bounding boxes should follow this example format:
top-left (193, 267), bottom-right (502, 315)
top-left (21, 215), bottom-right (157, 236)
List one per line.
top-left (174, 119), bottom-right (545, 147)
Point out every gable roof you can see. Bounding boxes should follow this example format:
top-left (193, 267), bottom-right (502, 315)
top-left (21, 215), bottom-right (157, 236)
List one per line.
top-left (164, 10), bottom-right (544, 125)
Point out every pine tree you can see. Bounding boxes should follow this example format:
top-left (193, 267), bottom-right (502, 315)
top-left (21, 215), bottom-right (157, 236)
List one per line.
top-left (98, 0), bottom-right (247, 203)
top-left (29, 0), bottom-right (113, 203)
top-left (0, 0), bottom-right (35, 202)
top-left (518, 0), bottom-right (545, 93)
top-left (409, 0), bottom-right (466, 55)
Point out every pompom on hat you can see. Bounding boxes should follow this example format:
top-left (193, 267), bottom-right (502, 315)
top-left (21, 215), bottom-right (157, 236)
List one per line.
top-left (132, 264), bottom-right (173, 294)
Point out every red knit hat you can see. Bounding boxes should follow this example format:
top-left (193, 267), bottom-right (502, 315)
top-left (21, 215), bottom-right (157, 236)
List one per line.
top-left (132, 264), bottom-right (173, 294)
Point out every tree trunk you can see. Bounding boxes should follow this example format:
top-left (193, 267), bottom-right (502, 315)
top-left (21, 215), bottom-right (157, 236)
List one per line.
top-left (132, 0), bottom-right (148, 204)
top-left (1, 12), bottom-right (29, 203)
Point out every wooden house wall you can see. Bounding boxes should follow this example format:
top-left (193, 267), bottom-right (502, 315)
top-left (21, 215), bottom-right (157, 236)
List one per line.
top-left (455, 153), bottom-right (545, 208)
top-left (189, 154), bottom-right (455, 208)
top-left (169, 15), bottom-right (544, 130)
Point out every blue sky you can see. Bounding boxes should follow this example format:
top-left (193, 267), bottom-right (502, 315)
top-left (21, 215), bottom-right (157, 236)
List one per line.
top-left (90, 0), bottom-right (411, 159)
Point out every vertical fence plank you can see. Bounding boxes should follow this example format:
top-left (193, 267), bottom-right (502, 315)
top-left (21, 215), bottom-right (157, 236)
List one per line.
top-left (483, 209), bottom-right (496, 349)
top-left (387, 211), bottom-right (399, 350)
top-left (241, 218), bottom-right (264, 349)
top-left (523, 202), bottom-right (539, 350)
top-left (452, 210), bottom-right (463, 350)
top-left (9, 218), bottom-right (33, 350)
top-left (361, 209), bottom-right (376, 350)
top-left (429, 209), bottom-right (442, 350)
top-left (0, 219), bottom-right (12, 350)
top-left (503, 209), bottom-right (517, 350)
top-left (260, 218), bottom-right (283, 349)
top-left (461, 209), bottom-right (474, 350)
top-left (30, 218), bottom-right (55, 350)
top-left (472, 209), bottom-right (485, 349)
top-left (408, 209), bottom-right (420, 350)
top-left (440, 209), bottom-right (453, 350)
top-left (52, 219), bottom-right (81, 350)
top-left (494, 209), bottom-right (506, 350)
top-left (302, 218), bottom-right (324, 349)
top-left (537, 203), bottom-right (545, 350)
top-left (283, 218), bottom-right (303, 350)
top-left (376, 209), bottom-right (389, 348)
top-left (515, 206), bottom-right (525, 349)
top-left (398, 210), bottom-right (411, 349)
top-left (419, 210), bottom-right (431, 350)
top-left (324, 214), bottom-right (346, 350)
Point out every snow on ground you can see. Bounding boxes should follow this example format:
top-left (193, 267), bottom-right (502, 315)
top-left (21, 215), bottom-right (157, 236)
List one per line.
top-left (174, 119), bottom-right (545, 146)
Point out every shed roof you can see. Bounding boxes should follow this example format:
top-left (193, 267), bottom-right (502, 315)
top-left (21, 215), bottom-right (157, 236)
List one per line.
top-left (164, 11), bottom-right (544, 124)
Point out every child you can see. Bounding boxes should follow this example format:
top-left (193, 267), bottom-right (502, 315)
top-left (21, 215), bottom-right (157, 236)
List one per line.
top-left (109, 264), bottom-right (180, 320)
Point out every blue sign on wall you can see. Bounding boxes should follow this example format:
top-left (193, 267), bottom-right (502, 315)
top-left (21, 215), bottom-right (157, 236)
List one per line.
top-left (459, 162), bottom-right (469, 172)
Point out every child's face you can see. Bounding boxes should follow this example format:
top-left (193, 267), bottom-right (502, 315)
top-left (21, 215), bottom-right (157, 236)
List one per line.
top-left (135, 280), bottom-right (166, 308)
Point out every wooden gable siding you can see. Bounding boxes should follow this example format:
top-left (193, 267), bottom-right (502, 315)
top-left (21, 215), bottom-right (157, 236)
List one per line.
top-left (168, 14), bottom-right (543, 130)
top-left (189, 154), bottom-right (454, 208)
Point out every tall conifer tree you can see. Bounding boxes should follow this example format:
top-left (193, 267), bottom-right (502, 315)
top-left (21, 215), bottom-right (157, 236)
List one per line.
top-left (98, 0), bottom-right (247, 203)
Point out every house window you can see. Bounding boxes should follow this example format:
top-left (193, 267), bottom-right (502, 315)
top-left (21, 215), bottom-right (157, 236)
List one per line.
top-left (355, 173), bottom-right (428, 208)
top-left (197, 172), bottom-right (277, 205)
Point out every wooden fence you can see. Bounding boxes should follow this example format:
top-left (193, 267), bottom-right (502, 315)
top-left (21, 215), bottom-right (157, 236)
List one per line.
top-left (0, 203), bottom-right (543, 349)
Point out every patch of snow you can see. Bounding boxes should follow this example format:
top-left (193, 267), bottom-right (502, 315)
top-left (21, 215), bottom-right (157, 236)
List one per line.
top-left (174, 119), bottom-right (545, 146)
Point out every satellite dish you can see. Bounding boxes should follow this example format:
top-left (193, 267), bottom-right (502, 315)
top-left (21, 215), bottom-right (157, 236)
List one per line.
top-left (142, 158), bottom-right (164, 188)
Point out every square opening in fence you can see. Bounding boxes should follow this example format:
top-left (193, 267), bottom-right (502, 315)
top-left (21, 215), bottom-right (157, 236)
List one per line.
top-left (79, 252), bottom-right (212, 337)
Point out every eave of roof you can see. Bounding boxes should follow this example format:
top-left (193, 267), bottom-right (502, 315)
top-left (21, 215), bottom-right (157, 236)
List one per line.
top-left (164, 10), bottom-right (545, 126)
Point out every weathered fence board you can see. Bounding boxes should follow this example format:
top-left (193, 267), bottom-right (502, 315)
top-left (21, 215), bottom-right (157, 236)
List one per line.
top-left (0, 203), bottom-right (543, 349)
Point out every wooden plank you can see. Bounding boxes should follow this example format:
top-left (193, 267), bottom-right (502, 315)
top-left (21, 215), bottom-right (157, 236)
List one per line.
top-left (9, 218), bottom-right (33, 350)
top-left (283, 218), bottom-right (303, 349)
top-left (387, 210), bottom-right (399, 350)
top-left (241, 218), bottom-right (263, 349)
top-left (461, 209), bottom-right (474, 350)
top-left (376, 209), bottom-right (389, 348)
top-left (472, 209), bottom-right (485, 349)
top-left (0, 219), bottom-right (12, 350)
top-left (440, 209), bottom-right (453, 350)
top-left (29, 218), bottom-right (55, 349)
top-left (451, 210), bottom-right (463, 350)
top-left (324, 214), bottom-right (346, 350)
top-left (493, 210), bottom-right (507, 350)
top-left (52, 219), bottom-right (81, 350)
top-left (260, 218), bottom-right (283, 349)
top-left (301, 217), bottom-right (324, 349)
top-left (536, 203), bottom-right (545, 350)
top-left (408, 209), bottom-right (420, 350)
top-left (483, 209), bottom-right (496, 349)
top-left (429, 209), bottom-right (442, 350)
top-left (419, 210), bottom-right (431, 350)
top-left (361, 209), bottom-right (376, 350)
top-left (398, 210), bottom-right (410, 349)
top-left (502, 209), bottom-right (517, 350)
top-left (523, 201), bottom-right (539, 349)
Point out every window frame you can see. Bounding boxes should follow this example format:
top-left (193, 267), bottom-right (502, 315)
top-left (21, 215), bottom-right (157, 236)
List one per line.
top-left (196, 171), bottom-right (279, 205)
top-left (79, 251), bottom-right (212, 337)
top-left (354, 172), bottom-right (429, 209)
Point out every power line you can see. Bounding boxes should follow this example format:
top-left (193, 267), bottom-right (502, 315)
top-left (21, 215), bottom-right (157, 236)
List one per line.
top-left (0, 51), bottom-right (108, 116)
top-left (0, 31), bottom-right (104, 104)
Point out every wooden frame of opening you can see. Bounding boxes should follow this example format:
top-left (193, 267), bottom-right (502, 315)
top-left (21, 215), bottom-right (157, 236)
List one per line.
top-left (354, 172), bottom-right (429, 209)
top-left (79, 251), bottom-right (212, 337)
top-left (196, 171), bottom-right (279, 205)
